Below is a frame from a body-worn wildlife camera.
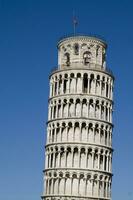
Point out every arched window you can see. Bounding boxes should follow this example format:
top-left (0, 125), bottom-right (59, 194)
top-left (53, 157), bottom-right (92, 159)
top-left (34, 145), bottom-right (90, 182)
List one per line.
top-left (74, 43), bottom-right (79, 55)
top-left (90, 74), bottom-right (95, 93)
top-left (96, 75), bottom-right (100, 95)
top-left (83, 73), bottom-right (88, 93)
top-left (75, 122), bottom-right (80, 141)
top-left (83, 51), bottom-right (91, 65)
top-left (64, 74), bottom-right (68, 93)
top-left (64, 52), bottom-right (70, 66)
top-left (76, 99), bottom-right (81, 117)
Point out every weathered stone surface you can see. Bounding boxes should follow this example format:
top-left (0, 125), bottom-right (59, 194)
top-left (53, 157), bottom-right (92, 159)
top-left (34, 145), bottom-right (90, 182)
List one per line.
top-left (42, 36), bottom-right (114, 200)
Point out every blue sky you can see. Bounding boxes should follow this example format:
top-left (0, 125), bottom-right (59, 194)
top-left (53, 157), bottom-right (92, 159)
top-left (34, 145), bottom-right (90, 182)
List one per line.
top-left (0, 0), bottom-right (133, 200)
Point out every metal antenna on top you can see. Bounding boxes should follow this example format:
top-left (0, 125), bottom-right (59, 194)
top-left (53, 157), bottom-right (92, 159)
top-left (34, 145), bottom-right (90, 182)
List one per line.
top-left (73, 10), bottom-right (78, 36)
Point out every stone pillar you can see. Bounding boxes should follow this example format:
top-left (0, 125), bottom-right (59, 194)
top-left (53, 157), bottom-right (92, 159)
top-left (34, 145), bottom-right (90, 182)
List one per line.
top-left (53, 151), bottom-right (55, 168)
top-left (45, 152), bottom-right (48, 169)
top-left (92, 150), bottom-right (95, 168)
top-left (56, 79), bottom-right (59, 95)
top-left (107, 154), bottom-right (109, 172)
top-left (53, 81), bottom-right (55, 96)
top-left (65, 148), bottom-right (67, 167)
top-left (104, 80), bottom-right (107, 97)
top-left (103, 153), bottom-right (105, 171)
top-left (99, 79), bottom-right (102, 95)
top-left (88, 78), bottom-right (90, 94)
top-left (61, 78), bottom-right (64, 94)
top-left (67, 76), bottom-right (70, 93)
top-left (55, 104), bottom-right (58, 119)
top-left (98, 151), bottom-right (100, 170)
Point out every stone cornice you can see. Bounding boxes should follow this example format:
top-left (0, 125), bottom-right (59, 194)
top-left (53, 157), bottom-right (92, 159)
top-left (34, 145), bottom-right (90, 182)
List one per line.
top-left (42, 194), bottom-right (110, 200)
top-left (57, 35), bottom-right (107, 49)
top-left (48, 93), bottom-right (114, 104)
top-left (47, 117), bottom-right (114, 127)
top-left (43, 168), bottom-right (113, 177)
top-left (45, 142), bottom-right (113, 152)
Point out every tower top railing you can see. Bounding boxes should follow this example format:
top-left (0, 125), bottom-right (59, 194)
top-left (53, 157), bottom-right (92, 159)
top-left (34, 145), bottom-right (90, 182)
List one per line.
top-left (50, 64), bottom-right (114, 77)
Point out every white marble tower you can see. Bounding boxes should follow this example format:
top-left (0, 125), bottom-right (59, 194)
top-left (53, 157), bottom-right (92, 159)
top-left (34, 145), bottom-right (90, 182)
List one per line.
top-left (42, 36), bottom-right (114, 200)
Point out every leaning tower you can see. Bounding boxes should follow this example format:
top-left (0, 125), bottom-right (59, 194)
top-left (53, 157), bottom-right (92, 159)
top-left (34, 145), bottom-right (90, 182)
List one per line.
top-left (42, 35), bottom-right (114, 200)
